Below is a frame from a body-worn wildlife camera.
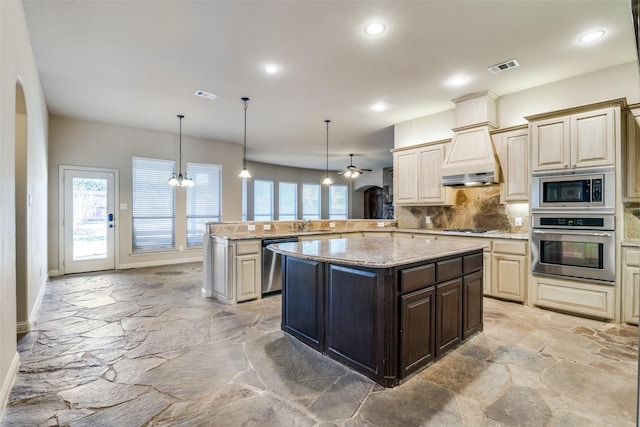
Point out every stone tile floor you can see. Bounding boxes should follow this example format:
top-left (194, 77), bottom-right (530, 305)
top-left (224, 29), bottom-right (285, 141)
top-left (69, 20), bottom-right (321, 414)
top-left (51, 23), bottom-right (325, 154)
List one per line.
top-left (1, 262), bottom-right (638, 426)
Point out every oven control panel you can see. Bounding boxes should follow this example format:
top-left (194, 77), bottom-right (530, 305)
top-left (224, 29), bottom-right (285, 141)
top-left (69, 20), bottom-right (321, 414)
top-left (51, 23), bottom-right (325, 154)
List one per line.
top-left (539, 217), bottom-right (604, 227)
top-left (532, 214), bottom-right (615, 231)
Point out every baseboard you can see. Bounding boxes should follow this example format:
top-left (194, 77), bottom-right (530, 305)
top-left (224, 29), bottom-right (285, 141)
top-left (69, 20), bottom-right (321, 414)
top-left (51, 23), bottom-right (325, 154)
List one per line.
top-left (0, 352), bottom-right (19, 420)
top-left (16, 321), bottom-right (30, 334)
top-left (117, 257), bottom-right (202, 270)
top-left (48, 269), bottom-right (62, 277)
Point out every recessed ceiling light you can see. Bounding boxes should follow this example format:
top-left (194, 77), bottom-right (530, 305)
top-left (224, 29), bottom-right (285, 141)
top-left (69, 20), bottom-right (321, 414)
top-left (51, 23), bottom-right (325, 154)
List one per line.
top-left (364, 22), bottom-right (386, 36)
top-left (579, 29), bottom-right (606, 43)
top-left (264, 63), bottom-right (278, 73)
top-left (194, 90), bottom-right (218, 100)
top-left (448, 76), bottom-right (468, 86)
top-left (371, 102), bottom-right (387, 111)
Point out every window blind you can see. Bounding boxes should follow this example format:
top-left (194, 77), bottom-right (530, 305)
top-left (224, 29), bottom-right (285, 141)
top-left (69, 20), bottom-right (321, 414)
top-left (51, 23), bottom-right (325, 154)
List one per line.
top-left (329, 185), bottom-right (348, 219)
top-left (302, 183), bottom-right (321, 220)
top-left (186, 162), bottom-right (222, 247)
top-left (278, 182), bottom-right (297, 220)
top-left (254, 179), bottom-right (274, 221)
top-left (132, 157), bottom-right (175, 251)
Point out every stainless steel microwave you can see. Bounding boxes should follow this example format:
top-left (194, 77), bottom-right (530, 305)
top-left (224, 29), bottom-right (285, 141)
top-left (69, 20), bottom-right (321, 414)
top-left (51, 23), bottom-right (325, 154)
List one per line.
top-left (531, 167), bottom-right (615, 212)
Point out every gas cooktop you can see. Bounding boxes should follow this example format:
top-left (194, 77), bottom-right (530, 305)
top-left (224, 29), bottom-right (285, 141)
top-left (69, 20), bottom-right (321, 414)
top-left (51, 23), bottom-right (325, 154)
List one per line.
top-left (442, 229), bottom-right (489, 233)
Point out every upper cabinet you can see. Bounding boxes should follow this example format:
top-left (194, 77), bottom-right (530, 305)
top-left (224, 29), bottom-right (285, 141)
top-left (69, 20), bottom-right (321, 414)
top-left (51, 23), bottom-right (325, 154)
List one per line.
top-left (393, 142), bottom-right (451, 205)
top-left (492, 126), bottom-right (529, 202)
top-left (529, 106), bottom-right (617, 172)
top-left (625, 106), bottom-right (640, 200)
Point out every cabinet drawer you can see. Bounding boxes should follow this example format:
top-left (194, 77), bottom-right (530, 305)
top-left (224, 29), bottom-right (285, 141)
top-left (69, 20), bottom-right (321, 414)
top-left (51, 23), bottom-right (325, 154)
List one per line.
top-left (625, 249), bottom-right (640, 266)
top-left (463, 252), bottom-right (483, 274)
top-left (493, 240), bottom-right (527, 256)
top-left (399, 263), bottom-right (436, 294)
top-left (532, 276), bottom-right (615, 320)
top-left (236, 240), bottom-right (260, 255)
top-left (437, 257), bottom-right (462, 282)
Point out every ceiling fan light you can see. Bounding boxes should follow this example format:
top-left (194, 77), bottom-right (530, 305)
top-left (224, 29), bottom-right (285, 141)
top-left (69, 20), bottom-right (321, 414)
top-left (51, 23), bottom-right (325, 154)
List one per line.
top-left (344, 170), bottom-right (352, 178)
top-left (352, 171), bottom-right (360, 178)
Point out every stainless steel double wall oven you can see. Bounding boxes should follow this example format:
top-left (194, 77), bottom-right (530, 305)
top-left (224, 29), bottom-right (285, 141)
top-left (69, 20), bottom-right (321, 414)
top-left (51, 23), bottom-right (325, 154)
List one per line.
top-left (531, 167), bottom-right (616, 284)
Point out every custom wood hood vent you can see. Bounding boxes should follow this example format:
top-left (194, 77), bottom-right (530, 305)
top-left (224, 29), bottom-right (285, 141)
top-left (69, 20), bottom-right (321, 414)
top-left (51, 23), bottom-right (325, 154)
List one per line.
top-left (442, 91), bottom-right (501, 186)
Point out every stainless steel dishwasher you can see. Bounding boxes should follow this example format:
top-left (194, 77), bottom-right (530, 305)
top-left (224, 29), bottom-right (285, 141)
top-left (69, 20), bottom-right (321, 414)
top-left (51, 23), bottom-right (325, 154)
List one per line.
top-left (262, 237), bottom-right (298, 294)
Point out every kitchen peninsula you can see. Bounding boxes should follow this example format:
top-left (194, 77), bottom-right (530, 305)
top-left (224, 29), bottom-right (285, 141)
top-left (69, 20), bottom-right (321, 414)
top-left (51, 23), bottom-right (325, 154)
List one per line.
top-left (269, 236), bottom-right (487, 387)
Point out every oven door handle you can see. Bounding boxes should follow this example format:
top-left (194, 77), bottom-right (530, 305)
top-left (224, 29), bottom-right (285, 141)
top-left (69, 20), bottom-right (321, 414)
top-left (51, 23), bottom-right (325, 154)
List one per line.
top-left (532, 230), bottom-right (614, 238)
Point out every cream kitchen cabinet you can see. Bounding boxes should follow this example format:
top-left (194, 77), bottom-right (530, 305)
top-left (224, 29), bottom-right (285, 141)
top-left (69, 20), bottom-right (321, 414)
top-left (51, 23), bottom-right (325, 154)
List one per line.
top-left (491, 240), bottom-right (527, 302)
top-left (530, 106), bottom-right (617, 172)
top-left (622, 247), bottom-right (640, 324)
top-left (492, 126), bottom-right (529, 202)
top-left (624, 107), bottom-right (640, 200)
top-left (392, 142), bottom-right (450, 205)
top-left (210, 238), bottom-right (261, 304)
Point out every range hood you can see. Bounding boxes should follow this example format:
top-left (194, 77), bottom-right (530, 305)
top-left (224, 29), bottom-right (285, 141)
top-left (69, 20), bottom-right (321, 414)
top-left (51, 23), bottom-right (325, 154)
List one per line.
top-left (441, 91), bottom-right (501, 186)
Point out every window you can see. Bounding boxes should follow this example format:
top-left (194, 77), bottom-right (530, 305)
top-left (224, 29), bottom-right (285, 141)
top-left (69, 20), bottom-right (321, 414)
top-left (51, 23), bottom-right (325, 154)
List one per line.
top-left (302, 183), bottom-right (321, 220)
top-left (279, 182), bottom-right (297, 220)
top-left (132, 157), bottom-right (175, 251)
top-left (186, 162), bottom-right (222, 247)
top-left (254, 179), bottom-right (274, 221)
top-left (329, 185), bottom-right (348, 219)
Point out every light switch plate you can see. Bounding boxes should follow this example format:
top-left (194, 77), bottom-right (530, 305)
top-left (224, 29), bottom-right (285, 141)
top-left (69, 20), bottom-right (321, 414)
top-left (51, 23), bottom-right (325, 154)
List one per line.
top-left (329, 222), bottom-right (335, 228)
top-left (247, 224), bottom-right (256, 231)
top-left (263, 224), bottom-right (271, 230)
top-left (515, 217), bottom-right (523, 226)
top-left (120, 203), bottom-right (128, 211)
top-left (377, 222), bottom-right (385, 227)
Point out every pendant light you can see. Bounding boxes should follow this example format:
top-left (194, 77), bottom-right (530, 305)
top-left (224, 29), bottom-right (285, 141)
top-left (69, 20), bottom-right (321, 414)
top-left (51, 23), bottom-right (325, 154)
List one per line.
top-left (168, 114), bottom-right (194, 187)
top-left (238, 97), bottom-right (251, 179)
top-left (322, 119), bottom-right (333, 185)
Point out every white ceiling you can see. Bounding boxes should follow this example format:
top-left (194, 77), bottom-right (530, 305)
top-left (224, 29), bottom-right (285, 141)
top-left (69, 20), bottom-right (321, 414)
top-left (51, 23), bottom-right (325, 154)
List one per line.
top-left (22, 0), bottom-right (637, 171)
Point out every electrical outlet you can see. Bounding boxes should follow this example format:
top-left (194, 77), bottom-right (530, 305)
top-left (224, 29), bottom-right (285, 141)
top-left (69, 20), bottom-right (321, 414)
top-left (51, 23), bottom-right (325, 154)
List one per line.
top-left (263, 224), bottom-right (271, 231)
top-left (247, 224), bottom-right (256, 231)
top-left (329, 222), bottom-right (335, 228)
top-left (377, 222), bottom-right (385, 227)
top-left (424, 216), bottom-right (431, 224)
top-left (515, 217), bottom-right (523, 226)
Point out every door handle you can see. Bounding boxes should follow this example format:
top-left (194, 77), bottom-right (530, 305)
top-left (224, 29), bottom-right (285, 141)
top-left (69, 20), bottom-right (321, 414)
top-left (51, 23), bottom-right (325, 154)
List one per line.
top-left (108, 213), bottom-right (114, 221)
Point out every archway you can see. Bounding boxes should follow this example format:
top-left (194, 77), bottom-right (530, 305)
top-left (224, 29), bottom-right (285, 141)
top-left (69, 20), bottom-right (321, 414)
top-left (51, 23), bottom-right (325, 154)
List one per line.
top-left (15, 80), bottom-right (29, 335)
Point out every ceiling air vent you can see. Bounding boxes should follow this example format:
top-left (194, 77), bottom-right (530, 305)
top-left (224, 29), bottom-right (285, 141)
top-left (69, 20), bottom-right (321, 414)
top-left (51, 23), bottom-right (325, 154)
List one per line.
top-left (488, 59), bottom-right (519, 74)
top-left (194, 90), bottom-right (218, 100)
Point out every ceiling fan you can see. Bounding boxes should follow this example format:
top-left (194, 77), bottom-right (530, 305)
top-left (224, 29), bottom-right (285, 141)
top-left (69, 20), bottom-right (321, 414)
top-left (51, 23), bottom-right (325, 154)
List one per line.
top-left (340, 154), bottom-right (372, 178)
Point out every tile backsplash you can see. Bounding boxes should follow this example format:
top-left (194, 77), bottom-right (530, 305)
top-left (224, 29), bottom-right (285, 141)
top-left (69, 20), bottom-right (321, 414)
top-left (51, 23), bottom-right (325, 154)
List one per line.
top-left (395, 186), bottom-right (529, 233)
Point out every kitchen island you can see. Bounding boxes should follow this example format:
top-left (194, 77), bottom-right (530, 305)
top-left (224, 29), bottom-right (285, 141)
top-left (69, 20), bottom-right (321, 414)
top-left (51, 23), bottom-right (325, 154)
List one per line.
top-left (269, 236), bottom-right (487, 387)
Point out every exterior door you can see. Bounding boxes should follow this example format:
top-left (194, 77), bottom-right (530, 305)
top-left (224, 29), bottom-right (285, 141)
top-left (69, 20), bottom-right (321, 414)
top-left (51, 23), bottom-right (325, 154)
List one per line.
top-left (63, 167), bottom-right (116, 273)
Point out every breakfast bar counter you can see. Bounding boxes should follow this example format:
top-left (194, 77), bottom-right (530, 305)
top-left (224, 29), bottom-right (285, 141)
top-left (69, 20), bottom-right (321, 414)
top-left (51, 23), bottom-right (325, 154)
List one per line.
top-left (269, 236), bottom-right (487, 387)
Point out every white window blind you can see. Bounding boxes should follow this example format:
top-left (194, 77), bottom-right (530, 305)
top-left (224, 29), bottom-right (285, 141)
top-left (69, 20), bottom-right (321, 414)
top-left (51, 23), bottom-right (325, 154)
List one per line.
top-left (186, 162), bottom-right (222, 247)
top-left (132, 157), bottom-right (175, 251)
top-left (302, 183), bottom-right (321, 220)
top-left (329, 185), bottom-right (348, 219)
top-left (254, 179), bottom-right (274, 221)
top-left (279, 182), bottom-right (297, 220)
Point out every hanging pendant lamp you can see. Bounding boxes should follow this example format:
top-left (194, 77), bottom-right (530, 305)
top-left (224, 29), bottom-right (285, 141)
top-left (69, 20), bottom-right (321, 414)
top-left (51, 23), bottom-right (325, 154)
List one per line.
top-left (238, 97), bottom-right (252, 179)
top-left (168, 114), bottom-right (194, 187)
top-left (322, 119), bottom-right (333, 185)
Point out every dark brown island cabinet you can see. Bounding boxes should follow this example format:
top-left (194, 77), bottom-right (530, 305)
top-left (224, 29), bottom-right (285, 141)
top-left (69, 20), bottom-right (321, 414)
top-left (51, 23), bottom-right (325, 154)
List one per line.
top-left (279, 246), bottom-right (484, 388)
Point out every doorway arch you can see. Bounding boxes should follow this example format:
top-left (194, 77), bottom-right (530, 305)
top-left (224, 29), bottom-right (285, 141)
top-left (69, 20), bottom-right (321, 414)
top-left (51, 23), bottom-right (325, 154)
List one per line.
top-left (15, 80), bottom-right (29, 334)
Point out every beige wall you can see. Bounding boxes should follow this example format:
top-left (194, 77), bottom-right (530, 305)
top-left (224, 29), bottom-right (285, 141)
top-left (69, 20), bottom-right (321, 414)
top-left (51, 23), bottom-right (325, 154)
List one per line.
top-left (394, 61), bottom-right (640, 148)
top-left (47, 116), bottom-right (244, 272)
top-left (0, 0), bottom-right (50, 416)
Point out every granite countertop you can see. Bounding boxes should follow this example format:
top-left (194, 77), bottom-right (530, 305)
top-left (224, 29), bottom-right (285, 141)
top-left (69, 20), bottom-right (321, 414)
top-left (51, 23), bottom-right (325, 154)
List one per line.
top-left (268, 236), bottom-right (488, 268)
top-left (622, 241), bottom-right (640, 248)
top-left (211, 228), bottom-right (529, 241)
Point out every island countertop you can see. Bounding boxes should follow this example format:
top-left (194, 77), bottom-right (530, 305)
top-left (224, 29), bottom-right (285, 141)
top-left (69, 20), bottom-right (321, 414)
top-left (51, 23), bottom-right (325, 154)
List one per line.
top-left (269, 235), bottom-right (488, 268)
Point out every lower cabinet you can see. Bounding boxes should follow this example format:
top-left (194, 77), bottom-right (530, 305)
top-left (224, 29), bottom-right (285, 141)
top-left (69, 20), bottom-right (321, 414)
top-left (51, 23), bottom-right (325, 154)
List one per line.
top-left (622, 247), bottom-right (640, 324)
top-left (491, 240), bottom-right (528, 302)
top-left (211, 238), bottom-right (262, 304)
top-left (400, 287), bottom-right (435, 378)
top-left (463, 270), bottom-right (484, 339)
top-left (435, 278), bottom-right (462, 357)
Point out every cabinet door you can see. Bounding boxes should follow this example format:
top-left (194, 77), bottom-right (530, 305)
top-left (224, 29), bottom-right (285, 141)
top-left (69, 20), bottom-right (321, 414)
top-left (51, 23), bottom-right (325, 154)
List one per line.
top-left (418, 145), bottom-right (445, 203)
top-left (502, 130), bottom-right (529, 201)
top-left (483, 251), bottom-right (492, 295)
top-left (393, 150), bottom-right (418, 204)
top-left (626, 110), bottom-right (640, 199)
top-left (571, 107), bottom-right (615, 169)
top-left (235, 253), bottom-right (260, 302)
top-left (492, 253), bottom-right (526, 302)
top-left (282, 257), bottom-right (324, 350)
top-left (212, 240), bottom-right (231, 301)
top-left (400, 287), bottom-right (435, 378)
top-left (463, 270), bottom-right (484, 339)
top-left (531, 116), bottom-right (571, 172)
top-left (435, 278), bottom-right (462, 357)
top-left (623, 249), bottom-right (640, 324)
